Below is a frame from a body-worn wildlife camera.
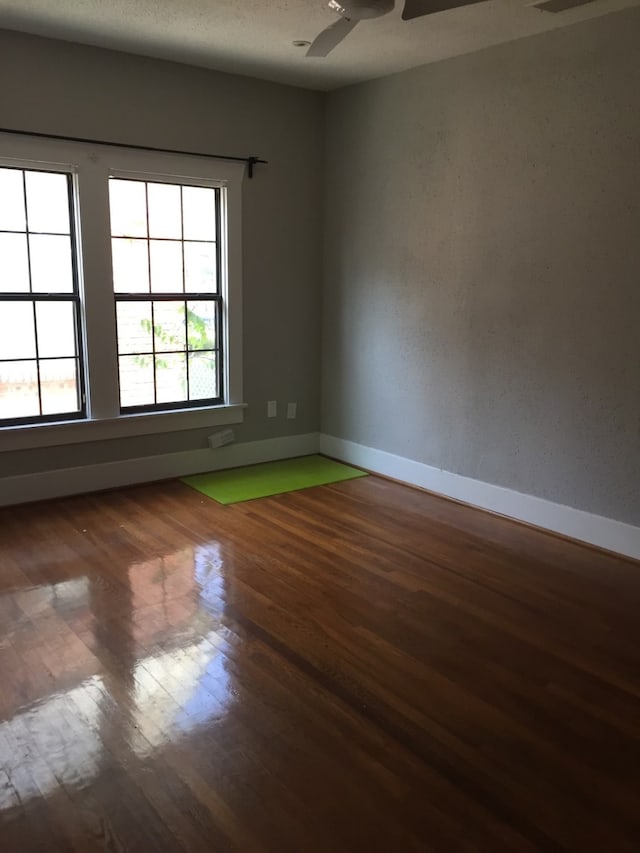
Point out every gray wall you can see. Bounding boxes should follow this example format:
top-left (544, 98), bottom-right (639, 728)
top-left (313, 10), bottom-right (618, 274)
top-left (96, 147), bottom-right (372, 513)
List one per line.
top-left (322, 8), bottom-right (640, 526)
top-left (0, 30), bottom-right (324, 478)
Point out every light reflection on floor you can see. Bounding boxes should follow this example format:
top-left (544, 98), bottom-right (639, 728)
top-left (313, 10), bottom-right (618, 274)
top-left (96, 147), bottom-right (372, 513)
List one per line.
top-left (0, 675), bottom-right (104, 808)
top-left (2, 577), bottom-right (90, 649)
top-left (0, 540), bottom-right (234, 810)
top-left (131, 631), bottom-right (232, 757)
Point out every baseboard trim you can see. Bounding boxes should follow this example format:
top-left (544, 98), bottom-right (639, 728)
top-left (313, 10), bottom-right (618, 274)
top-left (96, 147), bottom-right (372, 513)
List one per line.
top-left (0, 433), bottom-right (321, 507)
top-left (5, 430), bottom-right (638, 561)
top-left (319, 434), bottom-right (640, 562)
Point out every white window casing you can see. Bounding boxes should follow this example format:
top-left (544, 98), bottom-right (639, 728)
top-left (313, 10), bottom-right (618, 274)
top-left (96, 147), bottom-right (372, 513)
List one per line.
top-left (0, 131), bottom-right (245, 451)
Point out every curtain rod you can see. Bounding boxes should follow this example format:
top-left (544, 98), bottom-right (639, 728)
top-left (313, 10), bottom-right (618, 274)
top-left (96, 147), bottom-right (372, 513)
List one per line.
top-left (0, 127), bottom-right (268, 178)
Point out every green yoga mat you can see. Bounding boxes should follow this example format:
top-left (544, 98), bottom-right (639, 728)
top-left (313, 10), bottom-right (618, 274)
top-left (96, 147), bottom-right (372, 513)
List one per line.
top-left (181, 455), bottom-right (367, 505)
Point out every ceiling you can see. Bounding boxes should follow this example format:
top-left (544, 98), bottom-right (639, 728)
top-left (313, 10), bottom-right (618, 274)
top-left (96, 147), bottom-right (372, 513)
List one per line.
top-left (0, 0), bottom-right (638, 90)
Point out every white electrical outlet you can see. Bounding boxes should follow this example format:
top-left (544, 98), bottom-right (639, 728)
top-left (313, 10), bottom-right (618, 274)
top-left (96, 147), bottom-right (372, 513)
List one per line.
top-left (287, 402), bottom-right (297, 419)
top-left (267, 400), bottom-right (277, 418)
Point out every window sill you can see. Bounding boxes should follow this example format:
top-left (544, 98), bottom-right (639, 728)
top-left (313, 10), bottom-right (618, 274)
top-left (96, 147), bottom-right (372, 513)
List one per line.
top-left (0, 404), bottom-right (246, 453)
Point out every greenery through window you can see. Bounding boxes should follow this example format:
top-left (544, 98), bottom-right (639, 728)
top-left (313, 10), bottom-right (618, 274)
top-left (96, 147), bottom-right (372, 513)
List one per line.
top-left (109, 178), bottom-right (222, 411)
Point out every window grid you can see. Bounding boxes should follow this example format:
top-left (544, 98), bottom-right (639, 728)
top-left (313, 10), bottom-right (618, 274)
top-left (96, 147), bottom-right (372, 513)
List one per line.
top-left (0, 167), bottom-right (85, 427)
top-left (111, 178), bottom-right (223, 414)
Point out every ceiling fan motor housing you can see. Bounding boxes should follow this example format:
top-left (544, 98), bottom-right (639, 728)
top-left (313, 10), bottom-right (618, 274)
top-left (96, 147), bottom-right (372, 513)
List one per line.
top-left (329, 0), bottom-right (395, 21)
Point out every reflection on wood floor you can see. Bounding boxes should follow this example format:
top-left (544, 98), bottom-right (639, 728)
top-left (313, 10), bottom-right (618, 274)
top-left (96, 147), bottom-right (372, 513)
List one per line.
top-left (0, 474), bottom-right (639, 851)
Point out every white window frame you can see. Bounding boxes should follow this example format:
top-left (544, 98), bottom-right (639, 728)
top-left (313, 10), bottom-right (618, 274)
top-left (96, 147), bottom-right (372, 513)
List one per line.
top-left (0, 132), bottom-right (245, 452)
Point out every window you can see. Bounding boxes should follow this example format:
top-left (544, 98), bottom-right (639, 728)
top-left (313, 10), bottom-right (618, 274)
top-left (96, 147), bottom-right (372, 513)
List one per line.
top-left (0, 167), bottom-right (84, 425)
top-left (0, 133), bottom-right (244, 447)
top-left (110, 178), bottom-right (222, 412)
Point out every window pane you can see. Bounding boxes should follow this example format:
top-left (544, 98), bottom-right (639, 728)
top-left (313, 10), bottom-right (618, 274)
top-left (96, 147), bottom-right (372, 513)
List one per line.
top-left (150, 240), bottom-right (183, 292)
top-left (188, 352), bottom-right (217, 400)
top-left (40, 358), bottom-right (79, 416)
top-left (187, 301), bottom-right (216, 350)
top-left (109, 180), bottom-right (148, 237)
top-left (119, 355), bottom-right (154, 408)
top-left (0, 360), bottom-right (39, 419)
top-left (0, 168), bottom-right (26, 231)
top-left (148, 183), bottom-right (181, 239)
top-left (153, 301), bottom-right (185, 352)
top-left (0, 233), bottom-right (30, 292)
top-left (156, 352), bottom-right (186, 404)
top-left (25, 171), bottom-right (70, 234)
top-left (112, 238), bottom-right (149, 293)
top-left (184, 242), bottom-right (216, 293)
top-left (36, 302), bottom-right (77, 358)
top-left (0, 302), bottom-right (36, 360)
top-left (117, 301), bottom-right (152, 355)
top-left (29, 235), bottom-right (73, 292)
top-left (182, 186), bottom-right (216, 241)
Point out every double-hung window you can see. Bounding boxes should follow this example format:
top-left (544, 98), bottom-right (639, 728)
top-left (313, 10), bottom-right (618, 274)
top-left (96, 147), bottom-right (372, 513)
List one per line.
top-left (0, 167), bottom-right (85, 425)
top-left (0, 133), bottom-right (244, 448)
top-left (110, 177), bottom-right (222, 412)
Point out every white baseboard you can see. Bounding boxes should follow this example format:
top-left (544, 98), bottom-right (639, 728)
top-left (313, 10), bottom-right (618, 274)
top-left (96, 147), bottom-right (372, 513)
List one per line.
top-left (0, 433), bottom-right (320, 507)
top-left (4, 429), bottom-right (638, 561)
top-left (320, 434), bottom-right (640, 562)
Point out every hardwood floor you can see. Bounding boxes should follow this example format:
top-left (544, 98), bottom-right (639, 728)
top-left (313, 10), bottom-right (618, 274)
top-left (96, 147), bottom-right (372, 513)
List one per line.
top-left (0, 472), bottom-right (639, 851)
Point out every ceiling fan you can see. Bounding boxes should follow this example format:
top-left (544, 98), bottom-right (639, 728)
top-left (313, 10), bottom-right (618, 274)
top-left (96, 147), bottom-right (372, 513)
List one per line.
top-left (306, 0), bottom-right (488, 57)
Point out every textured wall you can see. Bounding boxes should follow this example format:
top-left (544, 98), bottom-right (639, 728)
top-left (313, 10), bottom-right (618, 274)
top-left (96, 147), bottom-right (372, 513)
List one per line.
top-left (0, 30), bottom-right (324, 478)
top-left (322, 8), bottom-right (640, 526)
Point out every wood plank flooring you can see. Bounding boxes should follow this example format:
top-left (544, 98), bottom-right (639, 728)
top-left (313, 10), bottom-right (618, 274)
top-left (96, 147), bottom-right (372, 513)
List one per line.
top-left (0, 472), bottom-right (639, 851)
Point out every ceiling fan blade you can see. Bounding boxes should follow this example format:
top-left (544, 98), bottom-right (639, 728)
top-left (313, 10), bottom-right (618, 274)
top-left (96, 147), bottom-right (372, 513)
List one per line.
top-left (534, 0), bottom-right (597, 10)
top-left (306, 17), bottom-right (359, 57)
top-left (402, 0), bottom-right (487, 20)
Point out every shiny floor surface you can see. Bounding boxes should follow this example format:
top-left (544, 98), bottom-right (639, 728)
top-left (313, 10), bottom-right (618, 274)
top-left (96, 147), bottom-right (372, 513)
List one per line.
top-left (1, 475), bottom-right (639, 852)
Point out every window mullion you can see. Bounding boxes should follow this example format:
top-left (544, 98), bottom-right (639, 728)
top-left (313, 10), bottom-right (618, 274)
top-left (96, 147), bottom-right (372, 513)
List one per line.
top-left (75, 161), bottom-right (120, 420)
top-left (21, 170), bottom-right (43, 417)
